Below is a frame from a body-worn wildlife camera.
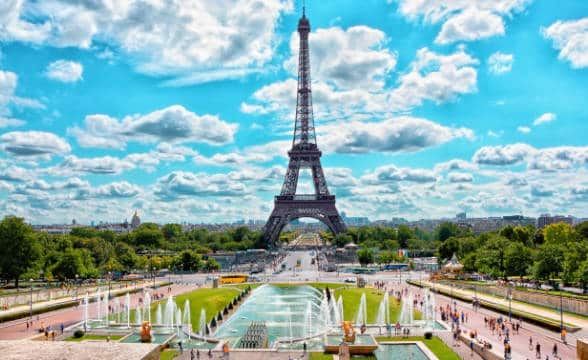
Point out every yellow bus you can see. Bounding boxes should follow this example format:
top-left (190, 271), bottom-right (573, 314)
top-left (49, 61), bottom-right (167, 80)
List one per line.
top-left (219, 274), bottom-right (248, 284)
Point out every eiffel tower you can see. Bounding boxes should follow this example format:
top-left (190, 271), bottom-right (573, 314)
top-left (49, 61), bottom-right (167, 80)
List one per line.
top-left (262, 6), bottom-right (346, 247)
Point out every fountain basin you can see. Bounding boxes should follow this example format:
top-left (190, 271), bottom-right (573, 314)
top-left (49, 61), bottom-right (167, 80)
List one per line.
top-left (323, 334), bottom-right (378, 355)
top-left (375, 343), bottom-right (432, 360)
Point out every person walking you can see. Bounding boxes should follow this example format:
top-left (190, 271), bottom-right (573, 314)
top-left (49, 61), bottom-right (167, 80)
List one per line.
top-left (536, 342), bottom-right (541, 359)
top-left (190, 349), bottom-right (195, 360)
top-left (552, 343), bottom-right (558, 357)
top-left (207, 349), bottom-right (213, 359)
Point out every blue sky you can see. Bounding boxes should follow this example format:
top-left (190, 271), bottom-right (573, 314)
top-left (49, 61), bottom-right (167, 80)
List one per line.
top-left (1, 0), bottom-right (588, 224)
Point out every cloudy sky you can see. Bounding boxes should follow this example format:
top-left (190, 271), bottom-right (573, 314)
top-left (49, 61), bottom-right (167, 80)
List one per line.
top-left (0, 0), bottom-right (587, 225)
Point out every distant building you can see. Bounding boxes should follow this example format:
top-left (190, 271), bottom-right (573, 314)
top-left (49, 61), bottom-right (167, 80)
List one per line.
top-left (456, 212), bottom-right (466, 220)
top-left (131, 211), bottom-right (141, 229)
top-left (537, 214), bottom-right (573, 229)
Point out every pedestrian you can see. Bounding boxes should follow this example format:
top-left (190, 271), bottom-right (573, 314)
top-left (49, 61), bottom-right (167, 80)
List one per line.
top-left (191, 349), bottom-right (195, 360)
top-left (536, 342), bottom-right (541, 359)
top-left (223, 341), bottom-right (230, 359)
top-left (303, 342), bottom-right (307, 353)
top-left (552, 343), bottom-right (557, 357)
top-left (60, 323), bottom-right (64, 334)
top-left (470, 339), bottom-right (474, 356)
top-left (561, 328), bottom-right (566, 344)
top-left (529, 336), bottom-right (533, 351)
top-left (26, 321), bottom-right (29, 331)
top-left (179, 340), bottom-right (183, 354)
top-left (208, 349), bottom-right (213, 359)
top-left (197, 349), bottom-right (200, 359)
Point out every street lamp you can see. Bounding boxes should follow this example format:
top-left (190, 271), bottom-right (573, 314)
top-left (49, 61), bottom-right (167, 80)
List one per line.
top-left (29, 279), bottom-right (34, 321)
top-left (108, 271), bottom-right (112, 301)
top-left (560, 290), bottom-right (564, 332)
top-left (507, 283), bottom-right (513, 322)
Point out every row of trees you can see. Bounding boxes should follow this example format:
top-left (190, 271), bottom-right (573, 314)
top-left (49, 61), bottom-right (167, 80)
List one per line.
top-left (333, 221), bottom-right (588, 289)
top-left (0, 216), bottom-right (260, 287)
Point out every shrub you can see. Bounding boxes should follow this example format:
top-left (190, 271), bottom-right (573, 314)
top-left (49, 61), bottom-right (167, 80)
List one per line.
top-left (73, 330), bottom-right (84, 338)
top-left (424, 331), bottom-right (432, 339)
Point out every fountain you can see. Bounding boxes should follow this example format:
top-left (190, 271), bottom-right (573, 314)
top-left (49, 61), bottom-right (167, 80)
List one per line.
top-left (183, 299), bottom-right (191, 334)
top-left (83, 293), bottom-right (89, 329)
top-left (376, 291), bottom-right (390, 325)
top-left (399, 293), bottom-right (414, 325)
top-left (126, 293), bottom-right (131, 328)
top-left (135, 304), bottom-right (143, 325)
top-left (198, 309), bottom-right (206, 336)
top-left (164, 295), bottom-right (175, 331)
top-left (355, 293), bottom-right (367, 325)
top-left (304, 301), bottom-right (313, 337)
top-left (95, 291), bottom-right (102, 321)
top-left (144, 292), bottom-right (152, 324)
top-left (103, 291), bottom-right (109, 325)
top-left (421, 289), bottom-right (436, 327)
top-left (156, 304), bottom-right (162, 326)
top-left (175, 308), bottom-right (182, 338)
top-left (337, 296), bottom-right (344, 323)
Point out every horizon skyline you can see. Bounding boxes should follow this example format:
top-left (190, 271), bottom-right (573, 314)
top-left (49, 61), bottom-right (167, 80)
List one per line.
top-left (1, 1), bottom-right (588, 224)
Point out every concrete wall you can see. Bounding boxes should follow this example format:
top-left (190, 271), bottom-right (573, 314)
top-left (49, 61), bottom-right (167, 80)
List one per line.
top-left (578, 338), bottom-right (588, 360)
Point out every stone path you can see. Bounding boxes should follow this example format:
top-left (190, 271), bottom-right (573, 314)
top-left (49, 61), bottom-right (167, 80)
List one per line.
top-left (423, 281), bottom-right (588, 330)
top-left (0, 282), bottom-right (199, 340)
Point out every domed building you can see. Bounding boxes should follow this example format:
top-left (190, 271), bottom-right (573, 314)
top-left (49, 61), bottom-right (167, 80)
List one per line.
top-left (130, 211), bottom-right (141, 229)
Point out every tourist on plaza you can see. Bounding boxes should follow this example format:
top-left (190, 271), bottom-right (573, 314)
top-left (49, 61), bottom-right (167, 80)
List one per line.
top-left (179, 340), bottom-right (183, 354)
top-left (208, 349), bottom-right (213, 359)
top-left (190, 349), bottom-right (195, 360)
top-left (529, 336), bottom-right (533, 351)
top-left (223, 341), bottom-right (230, 359)
top-left (536, 342), bottom-right (541, 359)
top-left (560, 328), bottom-right (566, 344)
top-left (26, 321), bottom-right (29, 330)
top-left (60, 323), bottom-right (64, 334)
top-left (469, 339), bottom-right (474, 356)
top-left (552, 343), bottom-right (558, 357)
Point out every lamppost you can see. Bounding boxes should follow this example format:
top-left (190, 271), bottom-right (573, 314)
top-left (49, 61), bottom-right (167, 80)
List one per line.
top-left (507, 283), bottom-right (513, 322)
top-left (107, 271), bottom-right (112, 301)
top-left (560, 290), bottom-right (564, 332)
top-left (29, 279), bottom-right (34, 321)
top-left (75, 274), bottom-right (79, 300)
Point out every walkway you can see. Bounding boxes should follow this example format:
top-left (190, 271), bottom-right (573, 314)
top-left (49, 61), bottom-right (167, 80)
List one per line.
top-left (422, 281), bottom-right (588, 330)
top-left (0, 282), bottom-right (200, 340)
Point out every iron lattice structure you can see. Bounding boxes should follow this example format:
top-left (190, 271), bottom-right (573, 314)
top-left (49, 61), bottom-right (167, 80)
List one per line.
top-left (263, 8), bottom-right (347, 247)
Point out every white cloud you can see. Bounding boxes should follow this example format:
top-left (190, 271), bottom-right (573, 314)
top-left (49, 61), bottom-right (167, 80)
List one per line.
top-left (542, 17), bottom-right (588, 68)
top-left (517, 126), bottom-right (531, 134)
top-left (533, 112), bottom-right (557, 126)
top-left (473, 143), bottom-right (588, 171)
top-left (488, 52), bottom-right (514, 74)
top-left (389, 47), bottom-right (479, 111)
top-left (363, 164), bottom-right (437, 184)
top-left (321, 116), bottom-right (474, 154)
top-left (448, 172), bottom-right (474, 183)
top-left (155, 171), bottom-right (248, 199)
top-left (397, 0), bottom-right (531, 44)
top-left (434, 159), bottom-right (478, 173)
top-left (0, 131), bottom-right (70, 158)
top-left (1, 0), bottom-right (293, 82)
top-left (45, 60), bottom-right (83, 82)
top-left (0, 69), bottom-right (43, 115)
top-left (0, 117), bottom-right (25, 128)
top-left (55, 155), bottom-right (135, 175)
top-left (75, 181), bottom-right (141, 200)
top-left (473, 143), bottom-right (534, 166)
top-left (284, 25), bottom-right (397, 89)
top-left (436, 9), bottom-right (505, 44)
top-left (69, 105), bottom-right (238, 149)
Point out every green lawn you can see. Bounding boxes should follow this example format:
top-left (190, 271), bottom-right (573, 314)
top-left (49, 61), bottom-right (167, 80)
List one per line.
top-left (309, 353), bottom-right (333, 360)
top-left (334, 287), bottom-right (421, 324)
top-left (65, 334), bottom-right (124, 342)
top-left (125, 287), bottom-right (242, 333)
top-left (376, 336), bottom-right (460, 360)
top-left (160, 349), bottom-right (179, 360)
top-left (168, 287), bottom-right (242, 332)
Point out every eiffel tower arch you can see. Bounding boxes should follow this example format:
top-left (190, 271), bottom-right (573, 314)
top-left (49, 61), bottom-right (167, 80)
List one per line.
top-left (263, 7), bottom-right (346, 247)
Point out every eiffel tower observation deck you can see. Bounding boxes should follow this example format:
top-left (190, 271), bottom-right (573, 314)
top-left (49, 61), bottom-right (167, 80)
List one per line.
top-left (262, 6), bottom-right (346, 247)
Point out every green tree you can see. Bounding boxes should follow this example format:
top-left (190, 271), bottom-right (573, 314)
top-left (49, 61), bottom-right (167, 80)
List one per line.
top-left (575, 221), bottom-right (588, 240)
top-left (543, 223), bottom-right (574, 245)
top-left (133, 223), bottom-right (164, 248)
top-left (52, 248), bottom-right (85, 280)
top-left (162, 223), bottom-right (183, 241)
top-left (475, 236), bottom-right (510, 279)
top-left (504, 242), bottom-right (533, 277)
top-left (397, 225), bottom-right (413, 248)
top-left (0, 216), bottom-right (41, 287)
top-left (357, 247), bottom-right (374, 267)
top-left (575, 260), bottom-right (588, 293)
top-left (532, 243), bottom-right (564, 281)
top-left (435, 222), bottom-right (461, 242)
top-left (204, 258), bottom-right (221, 272)
top-left (438, 237), bottom-right (460, 261)
top-left (335, 233), bottom-right (353, 247)
top-left (115, 242), bottom-right (138, 272)
top-left (376, 250), bottom-right (398, 265)
top-left (177, 250), bottom-right (202, 271)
